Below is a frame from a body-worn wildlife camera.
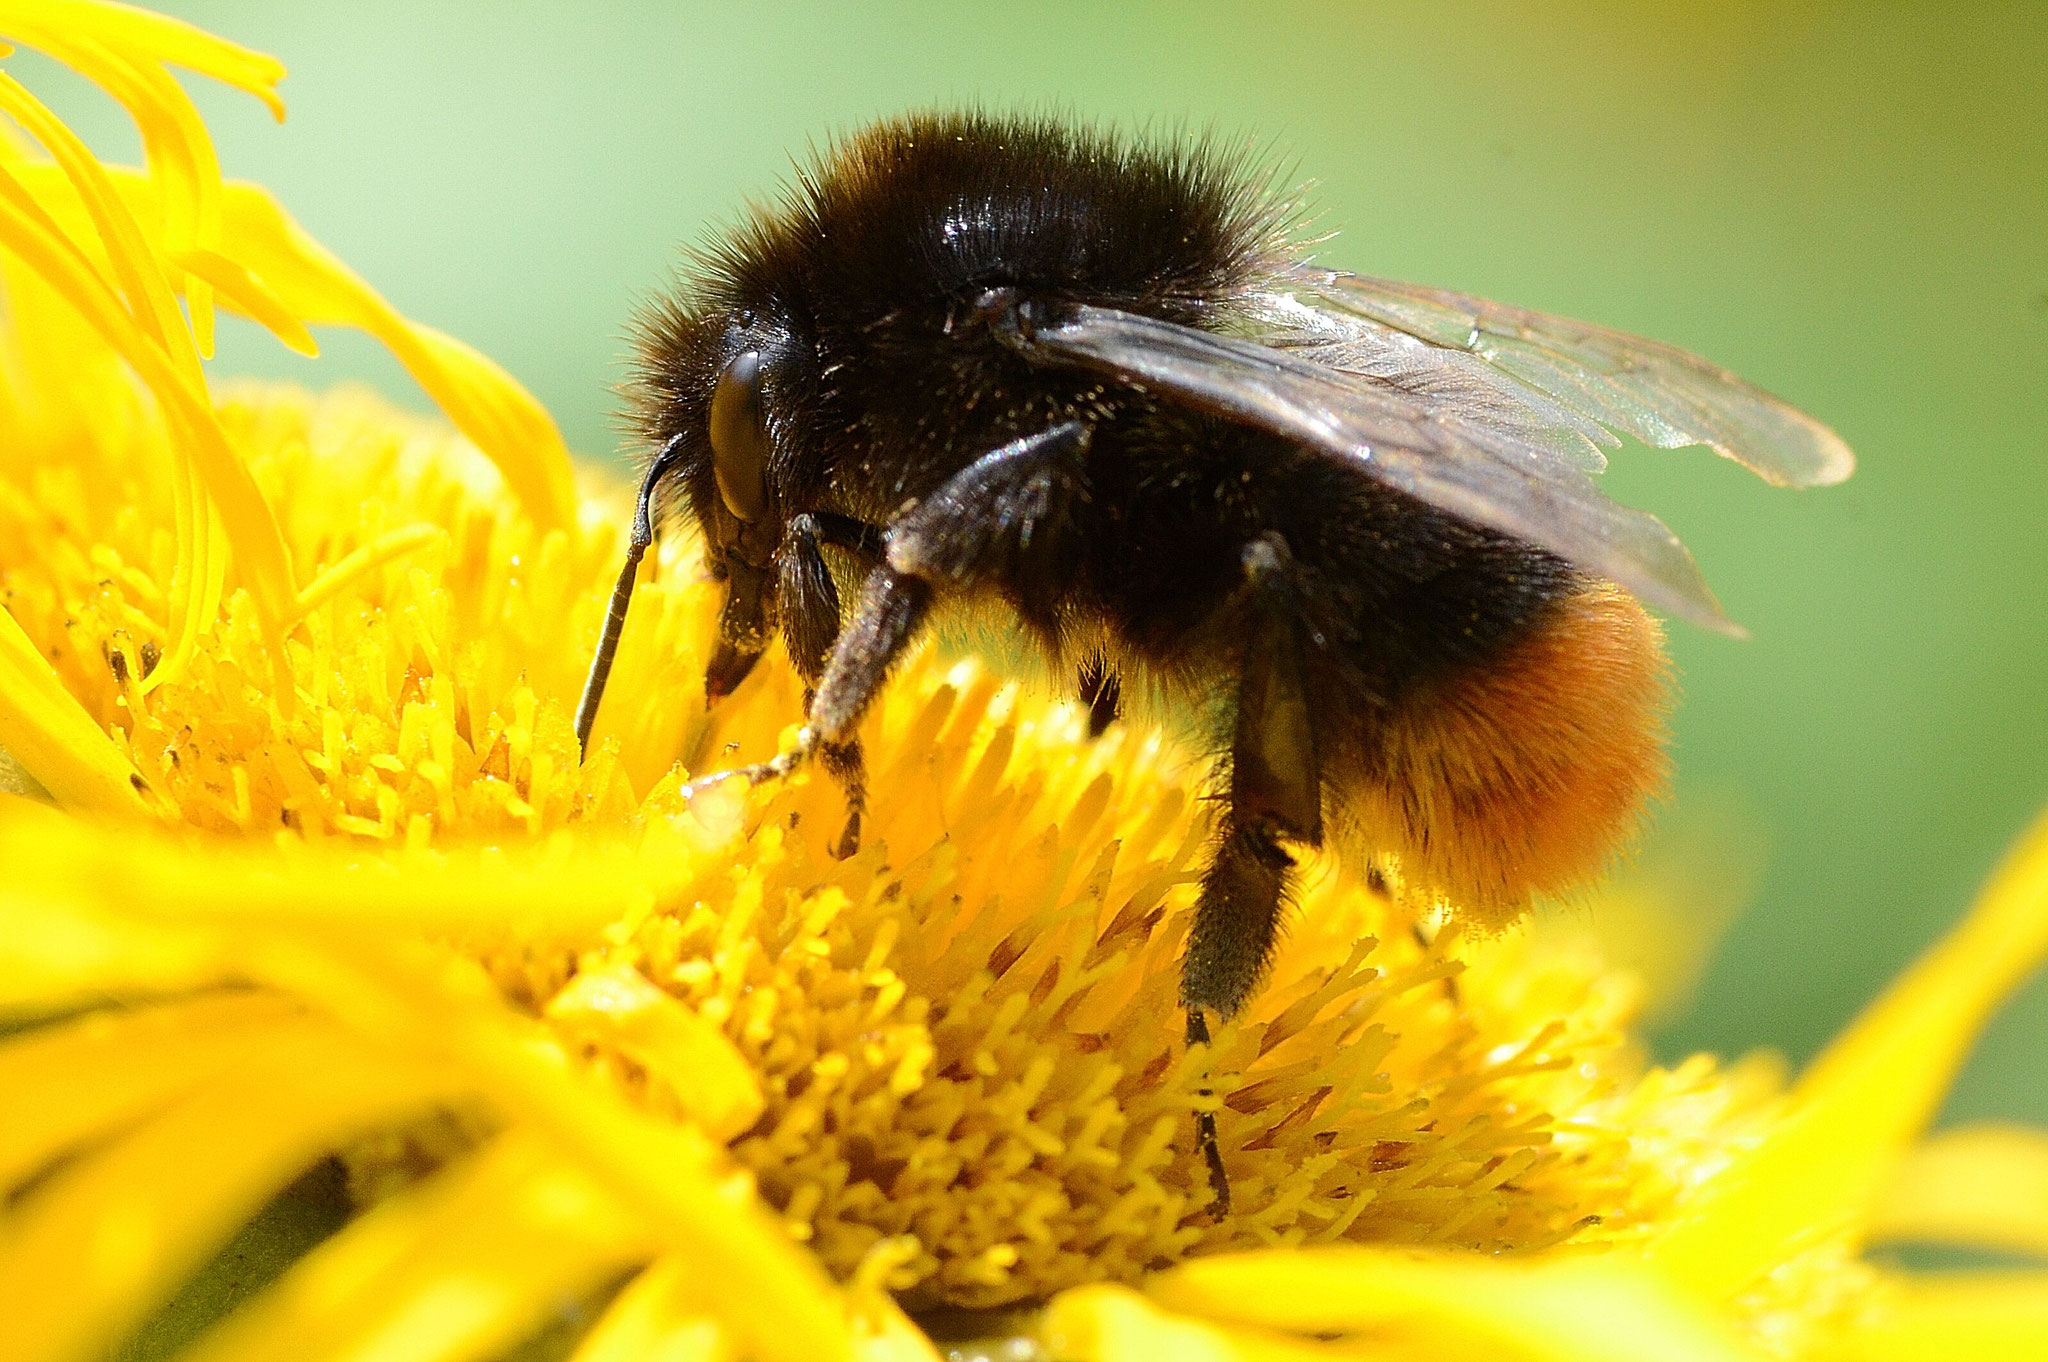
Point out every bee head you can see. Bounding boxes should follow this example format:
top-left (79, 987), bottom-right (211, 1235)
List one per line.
top-left (697, 333), bottom-right (792, 702)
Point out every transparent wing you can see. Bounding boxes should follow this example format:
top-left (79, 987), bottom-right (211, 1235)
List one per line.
top-left (1273, 266), bottom-right (1854, 489)
top-left (1014, 304), bottom-right (1747, 633)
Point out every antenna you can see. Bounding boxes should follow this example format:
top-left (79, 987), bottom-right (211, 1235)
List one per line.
top-left (573, 434), bottom-right (689, 757)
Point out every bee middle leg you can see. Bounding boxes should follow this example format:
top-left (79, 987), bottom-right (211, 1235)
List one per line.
top-left (1181, 534), bottom-right (1323, 1216)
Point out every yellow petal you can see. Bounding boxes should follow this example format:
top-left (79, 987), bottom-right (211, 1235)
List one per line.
top-left (0, 0), bottom-right (286, 118)
top-left (0, 605), bottom-right (151, 817)
top-left (0, 876), bottom-right (235, 1014)
top-left (0, 164), bottom-right (295, 674)
top-left (180, 1132), bottom-right (652, 1362)
top-left (852, 1294), bottom-right (947, 1362)
top-left (1834, 1273), bottom-right (2048, 1362)
top-left (174, 245), bottom-right (319, 356)
top-left (1870, 1124), bottom-right (2048, 1260)
top-left (10, 160), bottom-right (575, 532)
top-left (1046, 1286), bottom-right (1334, 1362)
top-left (0, 808), bottom-right (670, 940)
top-left (0, 1029), bottom-right (455, 1362)
top-left (1650, 804), bottom-right (2048, 1298)
top-left (569, 1256), bottom-right (736, 1362)
top-left (546, 960), bottom-right (767, 1142)
top-left (212, 179), bottom-right (576, 531)
top-left (199, 930), bottom-right (852, 1362)
top-left (1138, 1247), bottom-right (1766, 1362)
top-left (0, 76), bottom-right (247, 688)
top-left (292, 522), bottom-right (444, 619)
top-left (0, 991), bottom-right (304, 1190)
top-left (0, 72), bottom-right (196, 378)
top-left (0, 0), bottom-right (289, 352)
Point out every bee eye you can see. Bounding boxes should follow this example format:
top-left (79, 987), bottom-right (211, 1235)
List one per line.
top-left (709, 349), bottom-right (771, 522)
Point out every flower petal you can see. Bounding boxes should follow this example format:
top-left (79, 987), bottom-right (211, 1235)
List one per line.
top-left (0, 878), bottom-right (234, 1014)
top-left (567, 1256), bottom-right (736, 1362)
top-left (0, 606), bottom-right (151, 817)
top-left (1129, 1247), bottom-right (1767, 1362)
top-left (0, 162), bottom-right (295, 679)
top-left (19, 161), bottom-right (579, 532)
top-left (174, 245), bottom-right (320, 357)
top-left (1046, 1286), bottom-right (1335, 1362)
top-left (545, 961), bottom-right (767, 1143)
top-left (0, 0), bottom-right (287, 119)
top-left (0, 1029), bottom-right (456, 1362)
top-left (1833, 1272), bottom-right (2048, 1362)
top-left (292, 523), bottom-right (444, 619)
top-left (1649, 805), bottom-right (2048, 1298)
top-left (331, 954), bottom-right (849, 1362)
top-left (179, 1133), bottom-right (652, 1362)
top-left (0, 74), bottom-right (248, 688)
top-left (210, 179), bottom-right (577, 531)
top-left (0, 991), bottom-right (305, 1190)
top-left (1870, 1124), bottom-right (2048, 1260)
top-left (0, 0), bottom-right (289, 352)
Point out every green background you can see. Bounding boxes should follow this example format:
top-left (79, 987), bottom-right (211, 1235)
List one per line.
top-left (27, 3), bottom-right (2048, 1121)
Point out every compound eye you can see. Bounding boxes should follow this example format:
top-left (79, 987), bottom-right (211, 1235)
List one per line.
top-left (709, 349), bottom-right (771, 522)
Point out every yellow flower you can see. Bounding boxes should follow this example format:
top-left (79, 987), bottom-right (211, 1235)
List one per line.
top-left (1, 7), bottom-right (2046, 1362)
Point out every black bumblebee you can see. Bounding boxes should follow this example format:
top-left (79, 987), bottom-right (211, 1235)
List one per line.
top-left (575, 111), bottom-right (1852, 1211)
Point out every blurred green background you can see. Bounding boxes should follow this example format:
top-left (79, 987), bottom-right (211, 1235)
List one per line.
top-left (28, 2), bottom-right (2048, 1119)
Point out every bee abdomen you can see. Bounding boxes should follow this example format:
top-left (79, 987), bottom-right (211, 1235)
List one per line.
top-left (1335, 581), bottom-right (1671, 927)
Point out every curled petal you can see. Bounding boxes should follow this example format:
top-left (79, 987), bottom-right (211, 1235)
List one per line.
top-left (1651, 805), bottom-right (2048, 1298)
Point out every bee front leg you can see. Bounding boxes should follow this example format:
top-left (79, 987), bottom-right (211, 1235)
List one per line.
top-left (1182, 534), bottom-right (1324, 1216)
top-left (779, 513), bottom-right (869, 858)
top-left (805, 418), bottom-right (1085, 746)
top-left (804, 563), bottom-right (933, 765)
top-left (687, 558), bottom-right (927, 805)
top-left (706, 422), bottom-right (1094, 848)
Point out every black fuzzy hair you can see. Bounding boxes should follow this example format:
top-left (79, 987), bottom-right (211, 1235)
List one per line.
top-left (724, 110), bottom-right (1298, 324)
top-left (628, 111), bottom-right (1302, 437)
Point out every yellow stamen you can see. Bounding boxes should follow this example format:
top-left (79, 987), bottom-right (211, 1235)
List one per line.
top-left (292, 523), bottom-right (444, 620)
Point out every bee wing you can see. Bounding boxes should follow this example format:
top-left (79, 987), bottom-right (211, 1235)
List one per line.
top-left (1017, 302), bottom-right (1751, 633)
top-left (1273, 267), bottom-right (1855, 490)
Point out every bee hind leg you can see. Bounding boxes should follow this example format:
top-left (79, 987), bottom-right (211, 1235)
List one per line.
top-left (1181, 534), bottom-right (1324, 1217)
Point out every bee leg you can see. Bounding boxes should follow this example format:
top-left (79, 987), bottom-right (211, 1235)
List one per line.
top-left (1181, 534), bottom-right (1324, 1217)
top-left (780, 515), bottom-right (843, 687)
top-left (805, 564), bottom-right (933, 756)
top-left (779, 515), bottom-right (868, 857)
top-left (808, 510), bottom-right (886, 568)
top-left (881, 420), bottom-right (1092, 596)
top-left (737, 422), bottom-right (1091, 844)
top-left (1077, 651), bottom-right (1122, 737)
top-left (704, 640), bottom-right (763, 706)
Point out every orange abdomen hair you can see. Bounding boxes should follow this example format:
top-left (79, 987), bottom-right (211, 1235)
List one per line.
top-left (1338, 583), bottom-right (1671, 929)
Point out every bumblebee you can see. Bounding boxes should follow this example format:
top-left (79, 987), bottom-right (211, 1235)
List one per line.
top-left (575, 111), bottom-right (1852, 1210)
